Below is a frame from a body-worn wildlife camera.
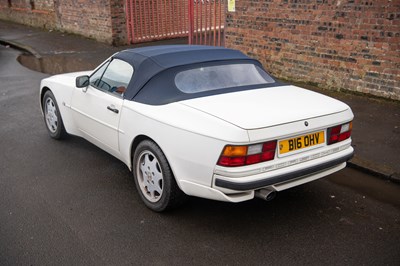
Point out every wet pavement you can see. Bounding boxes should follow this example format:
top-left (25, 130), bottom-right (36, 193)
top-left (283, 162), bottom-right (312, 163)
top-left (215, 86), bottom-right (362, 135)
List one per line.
top-left (1, 46), bottom-right (400, 265)
top-left (0, 19), bottom-right (399, 182)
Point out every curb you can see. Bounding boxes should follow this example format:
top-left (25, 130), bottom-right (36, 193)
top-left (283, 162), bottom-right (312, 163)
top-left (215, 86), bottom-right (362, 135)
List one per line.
top-left (348, 157), bottom-right (400, 184)
top-left (0, 38), bottom-right (42, 58)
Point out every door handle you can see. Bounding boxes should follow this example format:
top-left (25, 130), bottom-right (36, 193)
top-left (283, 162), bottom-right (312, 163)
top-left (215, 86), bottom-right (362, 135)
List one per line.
top-left (107, 105), bottom-right (119, 114)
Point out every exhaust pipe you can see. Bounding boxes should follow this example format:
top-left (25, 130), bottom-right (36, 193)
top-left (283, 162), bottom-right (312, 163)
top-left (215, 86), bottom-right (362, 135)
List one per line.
top-left (255, 188), bottom-right (276, 201)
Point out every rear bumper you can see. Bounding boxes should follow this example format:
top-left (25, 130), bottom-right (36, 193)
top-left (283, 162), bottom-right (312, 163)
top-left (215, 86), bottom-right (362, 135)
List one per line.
top-left (178, 143), bottom-right (354, 203)
top-left (212, 141), bottom-right (354, 195)
top-left (215, 152), bottom-right (353, 191)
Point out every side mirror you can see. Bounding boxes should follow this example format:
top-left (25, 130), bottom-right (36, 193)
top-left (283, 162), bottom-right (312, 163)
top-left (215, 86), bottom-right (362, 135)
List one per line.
top-left (76, 75), bottom-right (89, 89)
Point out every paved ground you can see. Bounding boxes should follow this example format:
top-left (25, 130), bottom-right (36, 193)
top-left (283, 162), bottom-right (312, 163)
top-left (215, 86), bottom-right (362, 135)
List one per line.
top-left (1, 19), bottom-right (399, 182)
top-left (300, 83), bottom-right (400, 180)
top-left (1, 40), bottom-right (400, 266)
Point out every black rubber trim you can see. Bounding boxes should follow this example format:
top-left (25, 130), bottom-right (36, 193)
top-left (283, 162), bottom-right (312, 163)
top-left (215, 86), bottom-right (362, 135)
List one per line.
top-left (214, 152), bottom-right (354, 191)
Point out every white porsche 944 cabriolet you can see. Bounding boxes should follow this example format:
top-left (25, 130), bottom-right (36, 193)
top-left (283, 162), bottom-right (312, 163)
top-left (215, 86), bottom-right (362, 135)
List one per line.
top-left (40, 45), bottom-right (354, 212)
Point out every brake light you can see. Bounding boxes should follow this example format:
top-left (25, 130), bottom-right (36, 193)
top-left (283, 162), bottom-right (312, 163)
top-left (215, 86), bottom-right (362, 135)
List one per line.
top-left (217, 141), bottom-right (277, 167)
top-left (327, 121), bottom-right (352, 145)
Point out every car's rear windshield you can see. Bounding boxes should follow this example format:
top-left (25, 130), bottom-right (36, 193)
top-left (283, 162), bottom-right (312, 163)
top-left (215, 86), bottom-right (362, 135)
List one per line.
top-left (174, 63), bottom-right (275, 94)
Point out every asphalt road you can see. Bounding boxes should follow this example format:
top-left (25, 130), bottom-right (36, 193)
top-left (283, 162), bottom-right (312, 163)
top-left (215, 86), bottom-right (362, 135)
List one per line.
top-left (1, 46), bottom-right (399, 266)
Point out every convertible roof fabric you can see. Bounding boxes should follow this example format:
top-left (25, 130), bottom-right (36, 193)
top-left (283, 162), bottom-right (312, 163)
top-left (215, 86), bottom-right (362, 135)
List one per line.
top-left (113, 45), bottom-right (252, 100)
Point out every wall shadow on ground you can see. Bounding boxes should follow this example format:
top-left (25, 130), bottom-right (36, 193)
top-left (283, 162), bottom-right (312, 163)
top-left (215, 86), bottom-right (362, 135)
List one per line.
top-left (17, 53), bottom-right (98, 74)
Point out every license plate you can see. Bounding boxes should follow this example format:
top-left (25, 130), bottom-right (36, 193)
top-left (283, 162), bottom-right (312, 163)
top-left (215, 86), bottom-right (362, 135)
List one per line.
top-left (279, 131), bottom-right (325, 155)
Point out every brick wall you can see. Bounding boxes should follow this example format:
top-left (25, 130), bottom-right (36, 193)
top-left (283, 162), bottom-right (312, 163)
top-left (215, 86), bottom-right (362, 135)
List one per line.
top-left (225, 0), bottom-right (400, 100)
top-left (0, 0), bottom-right (57, 29)
top-left (0, 0), bottom-right (126, 44)
top-left (110, 0), bottom-right (127, 45)
top-left (55, 0), bottom-right (113, 44)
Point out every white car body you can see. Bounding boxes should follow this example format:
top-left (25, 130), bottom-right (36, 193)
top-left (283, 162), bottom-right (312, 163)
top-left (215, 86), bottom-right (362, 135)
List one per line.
top-left (40, 45), bottom-right (354, 208)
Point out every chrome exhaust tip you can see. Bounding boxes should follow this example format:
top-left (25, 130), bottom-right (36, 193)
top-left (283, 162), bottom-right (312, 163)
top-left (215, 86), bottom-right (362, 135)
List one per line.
top-left (255, 188), bottom-right (277, 201)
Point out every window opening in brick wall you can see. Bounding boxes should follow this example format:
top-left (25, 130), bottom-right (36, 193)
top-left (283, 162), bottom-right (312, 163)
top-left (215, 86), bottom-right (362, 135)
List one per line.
top-left (29, 0), bottom-right (35, 10)
top-left (7, 0), bottom-right (12, 8)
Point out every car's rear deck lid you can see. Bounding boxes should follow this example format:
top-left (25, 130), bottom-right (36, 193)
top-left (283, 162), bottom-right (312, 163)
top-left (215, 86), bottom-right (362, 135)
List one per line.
top-left (180, 85), bottom-right (350, 130)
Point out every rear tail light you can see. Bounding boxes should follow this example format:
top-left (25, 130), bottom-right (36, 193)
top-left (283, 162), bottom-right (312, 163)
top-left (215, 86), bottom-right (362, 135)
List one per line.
top-left (327, 121), bottom-right (352, 145)
top-left (217, 140), bottom-right (277, 167)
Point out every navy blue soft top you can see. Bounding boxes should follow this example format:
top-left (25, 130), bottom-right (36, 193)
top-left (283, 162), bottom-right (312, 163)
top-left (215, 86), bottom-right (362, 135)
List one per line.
top-left (113, 45), bottom-right (254, 101)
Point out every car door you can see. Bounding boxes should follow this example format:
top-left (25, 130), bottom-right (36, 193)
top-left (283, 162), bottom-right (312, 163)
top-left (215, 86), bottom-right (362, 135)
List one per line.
top-left (71, 58), bottom-right (134, 154)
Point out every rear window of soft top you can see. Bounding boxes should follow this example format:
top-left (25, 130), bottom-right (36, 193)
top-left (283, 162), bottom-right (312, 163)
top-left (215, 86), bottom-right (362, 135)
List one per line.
top-left (174, 63), bottom-right (275, 93)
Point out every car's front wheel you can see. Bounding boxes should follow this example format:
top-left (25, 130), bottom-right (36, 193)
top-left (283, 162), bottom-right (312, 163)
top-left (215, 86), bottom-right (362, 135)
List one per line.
top-left (133, 140), bottom-right (186, 212)
top-left (42, 90), bottom-right (67, 139)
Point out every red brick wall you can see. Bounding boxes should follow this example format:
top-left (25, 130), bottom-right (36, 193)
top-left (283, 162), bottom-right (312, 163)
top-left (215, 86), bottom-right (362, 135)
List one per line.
top-left (110, 0), bottom-right (128, 45)
top-left (0, 0), bottom-right (57, 29)
top-left (0, 0), bottom-right (126, 44)
top-left (225, 0), bottom-right (400, 100)
top-left (55, 0), bottom-right (113, 44)
top-left (1, 0), bottom-right (54, 10)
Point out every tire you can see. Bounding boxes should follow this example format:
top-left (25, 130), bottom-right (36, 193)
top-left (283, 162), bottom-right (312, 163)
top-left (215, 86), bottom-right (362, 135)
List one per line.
top-left (42, 90), bottom-right (67, 139)
top-left (133, 140), bottom-right (186, 212)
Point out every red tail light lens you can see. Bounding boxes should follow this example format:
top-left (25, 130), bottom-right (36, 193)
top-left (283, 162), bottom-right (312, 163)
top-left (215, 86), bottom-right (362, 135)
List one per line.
top-left (217, 141), bottom-right (277, 167)
top-left (218, 156), bottom-right (246, 167)
top-left (327, 121), bottom-right (352, 145)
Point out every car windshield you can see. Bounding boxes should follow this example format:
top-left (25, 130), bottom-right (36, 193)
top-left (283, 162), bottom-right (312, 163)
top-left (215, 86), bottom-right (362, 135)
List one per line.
top-left (174, 64), bottom-right (275, 93)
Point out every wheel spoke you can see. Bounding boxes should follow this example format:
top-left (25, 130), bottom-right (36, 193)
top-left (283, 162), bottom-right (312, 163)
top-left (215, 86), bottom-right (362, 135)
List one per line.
top-left (136, 150), bottom-right (164, 203)
top-left (153, 182), bottom-right (162, 195)
top-left (143, 153), bottom-right (150, 165)
top-left (152, 167), bottom-right (163, 195)
top-left (149, 189), bottom-right (156, 199)
top-left (139, 161), bottom-right (147, 178)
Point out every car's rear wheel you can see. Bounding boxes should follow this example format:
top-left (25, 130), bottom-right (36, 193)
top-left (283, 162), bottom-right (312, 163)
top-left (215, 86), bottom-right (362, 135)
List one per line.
top-left (42, 90), bottom-right (67, 139)
top-left (133, 140), bottom-right (186, 212)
